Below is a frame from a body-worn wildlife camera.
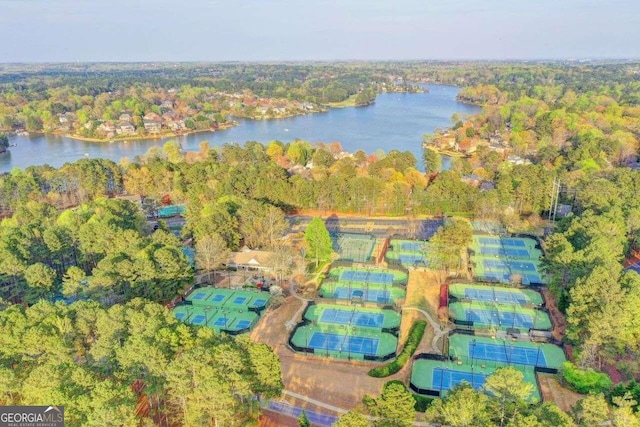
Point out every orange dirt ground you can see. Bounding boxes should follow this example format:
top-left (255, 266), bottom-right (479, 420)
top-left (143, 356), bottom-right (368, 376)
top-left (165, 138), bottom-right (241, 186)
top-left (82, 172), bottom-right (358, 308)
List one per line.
top-left (251, 295), bottom-right (390, 409)
top-left (537, 373), bottom-right (584, 412)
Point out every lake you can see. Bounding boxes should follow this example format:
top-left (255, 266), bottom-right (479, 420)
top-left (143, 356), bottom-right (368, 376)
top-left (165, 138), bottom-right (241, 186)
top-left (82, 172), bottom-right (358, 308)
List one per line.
top-left (0, 84), bottom-right (480, 173)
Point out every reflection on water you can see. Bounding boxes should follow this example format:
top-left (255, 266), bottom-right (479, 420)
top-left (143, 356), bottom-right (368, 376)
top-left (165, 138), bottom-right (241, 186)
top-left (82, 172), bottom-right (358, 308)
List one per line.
top-left (2, 84), bottom-right (479, 173)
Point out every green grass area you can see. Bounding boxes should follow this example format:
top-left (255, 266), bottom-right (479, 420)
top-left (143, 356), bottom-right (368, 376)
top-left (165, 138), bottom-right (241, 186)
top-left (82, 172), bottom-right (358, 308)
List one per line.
top-left (448, 283), bottom-right (543, 306)
top-left (304, 303), bottom-right (401, 329)
top-left (323, 94), bottom-right (359, 108)
top-left (447, 334), bottom-right (566, 369)
top-left (368, 320), bottom-right (426, 377)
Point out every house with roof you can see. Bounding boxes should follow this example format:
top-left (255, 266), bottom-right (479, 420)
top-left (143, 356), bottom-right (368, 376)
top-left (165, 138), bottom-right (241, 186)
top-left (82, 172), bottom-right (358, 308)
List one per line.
top-left (226, 247), bottom-right (275, 272)
top-left (116, 122), bottom-right (136, 136)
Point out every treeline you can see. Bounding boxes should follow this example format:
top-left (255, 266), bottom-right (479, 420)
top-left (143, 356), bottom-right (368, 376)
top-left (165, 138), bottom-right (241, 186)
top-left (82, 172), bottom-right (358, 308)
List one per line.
top-left (0, 196), bottom-right (191, 304)
top-left (0, 299), bottom-right (282, 426)
top-left (336, 367), bottom-right (640, 427)
top-left (0, 140), bottom-right (555, 221)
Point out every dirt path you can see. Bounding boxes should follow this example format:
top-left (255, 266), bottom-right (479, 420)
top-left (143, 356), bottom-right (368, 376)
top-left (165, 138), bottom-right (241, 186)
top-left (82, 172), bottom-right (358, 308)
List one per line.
top-left (537, 373), bottom-right (583, 412)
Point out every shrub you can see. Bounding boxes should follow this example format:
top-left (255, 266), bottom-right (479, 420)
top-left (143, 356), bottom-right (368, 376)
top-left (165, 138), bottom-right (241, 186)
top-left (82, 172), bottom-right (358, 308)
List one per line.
top-left (562, 362), bottom-right (612, 394)
top-left (382, 380), bottom-right (433, 412)
top-left (368, 320), bottom-right (426, 377)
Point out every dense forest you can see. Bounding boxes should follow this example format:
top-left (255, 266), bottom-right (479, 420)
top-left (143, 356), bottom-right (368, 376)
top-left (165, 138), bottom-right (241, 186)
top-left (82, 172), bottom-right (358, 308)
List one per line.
top-left (1, 61), bottom-right (640, 425)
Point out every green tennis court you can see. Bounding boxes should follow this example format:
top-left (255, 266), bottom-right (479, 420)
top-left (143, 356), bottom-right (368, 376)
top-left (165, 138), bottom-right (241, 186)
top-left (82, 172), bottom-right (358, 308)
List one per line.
top-left (385, 239), bottom-right (432, 267)
top-left (158, 204), bottom-right (186, 218)
top-left (304, 303), bottom-right (401, 329)
top-left (318, 281), bottom-right (406, 304)
top-left (290, 323), bottom-right (397, 361)
top-left (328, 266), bottom-right (408, 286)
top-left (332, 233), bottom-right (376, 263)
top-left (410, 359), bottom-right (540, 401)
top-left (449, 301), bottom-right (551, 330)
top-left (470, 235), bottom-right (546, 285)
top-left (448, 334), bottom-right (566, 369)
top-left (449, 283), bottom-right (543, 306)
top-left (173, 304), bottom-right (259, 333)
top-left (176, 287), bottom-right (271, 334)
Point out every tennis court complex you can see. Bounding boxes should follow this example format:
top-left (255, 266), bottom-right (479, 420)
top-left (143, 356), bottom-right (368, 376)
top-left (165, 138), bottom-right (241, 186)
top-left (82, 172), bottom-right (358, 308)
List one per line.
top-left (410, 359), bottom-right (540, 401)
top-left (448, 283), bottom-right (543, 306)
top-left (448, 334), bottom-right (566, 369)
top-left (175, 287), bottom-right (270, 334)
top-left (304, 303), bottom-right (401, 330)
top-left (289, 324), bottom-right (398, 361)
top-left (332, 233), bottom-right (376, 263)
top-left (449, 301), bottom-right (551, 330)
top-left (385, 239), bottom-right (432, 268)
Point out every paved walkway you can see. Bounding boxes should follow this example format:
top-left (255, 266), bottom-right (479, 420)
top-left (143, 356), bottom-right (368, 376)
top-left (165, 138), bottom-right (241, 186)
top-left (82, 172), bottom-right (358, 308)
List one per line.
top-left (403, 306), bottom-right (451, 354)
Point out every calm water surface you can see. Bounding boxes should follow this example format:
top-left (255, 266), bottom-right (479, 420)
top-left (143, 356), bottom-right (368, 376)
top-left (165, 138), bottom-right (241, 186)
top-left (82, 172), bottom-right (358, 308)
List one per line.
top-left (0, 84), bottom-right (480, 173)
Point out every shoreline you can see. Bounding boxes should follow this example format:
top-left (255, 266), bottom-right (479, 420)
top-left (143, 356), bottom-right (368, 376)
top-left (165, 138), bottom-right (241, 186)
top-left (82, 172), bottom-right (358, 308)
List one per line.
top-left (64, 122), bottom-right (238, 144)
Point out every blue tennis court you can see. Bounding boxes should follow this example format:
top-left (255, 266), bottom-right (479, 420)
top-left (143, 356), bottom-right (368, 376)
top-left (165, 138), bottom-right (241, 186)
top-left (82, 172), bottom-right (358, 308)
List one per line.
top-left (211, 294), bottom-right (226, 302)
top-left (627, 262), bottom-right (640, 274)
top-left (192, 292), bottom-right (207, 300)
top-left (236, 320), bottom-right (251, 329)
top-left (333, 287), bottom-right (391, 303)
top-left (522, 274), bottom-right (542, 284)
top-left (466, 308), bottom-right (533, 328)
top-left (214, 317), bottom-right (228, 327)
top-left (480, 247), bottom-right (530, 258)
top-left (232, 297), bottom-right (247, 304)
top-left (319, 308), bottom-right (384, 328)
top-left (175, 312), bottom-right (188, 320)
top-left (251, 299), bottom-right (267, 307)
top-left (469, 342), bottom-right (547, 367)
top-left (399, 254), bottom-right (426, 264)
top-left (191, 314), bottom-right (206, 325)
top-left (341, 270), bottom-right (394, 284)
top-left (478, 237), bottom-right (527, 248)
top-left (483, 259), bottom-right (536, 272)
top-left (307, 332), bottom-right (379, 355)
top-left (432, 368), bottom-right (488, 391)
top-left (464, 288), bottom-right (527, 304)
top-left (401, 242), bottom-right (423, 251)
top-left (479, 237), bottom-right (501, 246)
top-left (501, 238), bottom-right (526, 247)
top-left (481, 272), bottom-right (511, 282)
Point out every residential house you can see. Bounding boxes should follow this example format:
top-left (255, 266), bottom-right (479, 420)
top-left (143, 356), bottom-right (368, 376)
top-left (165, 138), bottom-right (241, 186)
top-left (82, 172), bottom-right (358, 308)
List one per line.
top-left (143, 120), bottom-right (162, 133)
top-left (116, 122), bottom-right (136, 136)
top-left (167, 120), bottom-right (186, 131)
top-left (119, 113), bottom-right (132, 122)
top-left (97, 121), bottom-right (116, 134)
top-left (160, 100), bottom-right (174, 109)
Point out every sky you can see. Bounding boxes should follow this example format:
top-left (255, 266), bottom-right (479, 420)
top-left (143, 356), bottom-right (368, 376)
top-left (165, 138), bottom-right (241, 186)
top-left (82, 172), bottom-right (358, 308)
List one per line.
top-left (0, 0), bottom-right (639, 62)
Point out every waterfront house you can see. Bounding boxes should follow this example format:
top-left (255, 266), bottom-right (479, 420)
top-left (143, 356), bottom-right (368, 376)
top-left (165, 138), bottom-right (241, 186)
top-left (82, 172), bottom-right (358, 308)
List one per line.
top-left (116, 122), bottom-right (136, 136)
